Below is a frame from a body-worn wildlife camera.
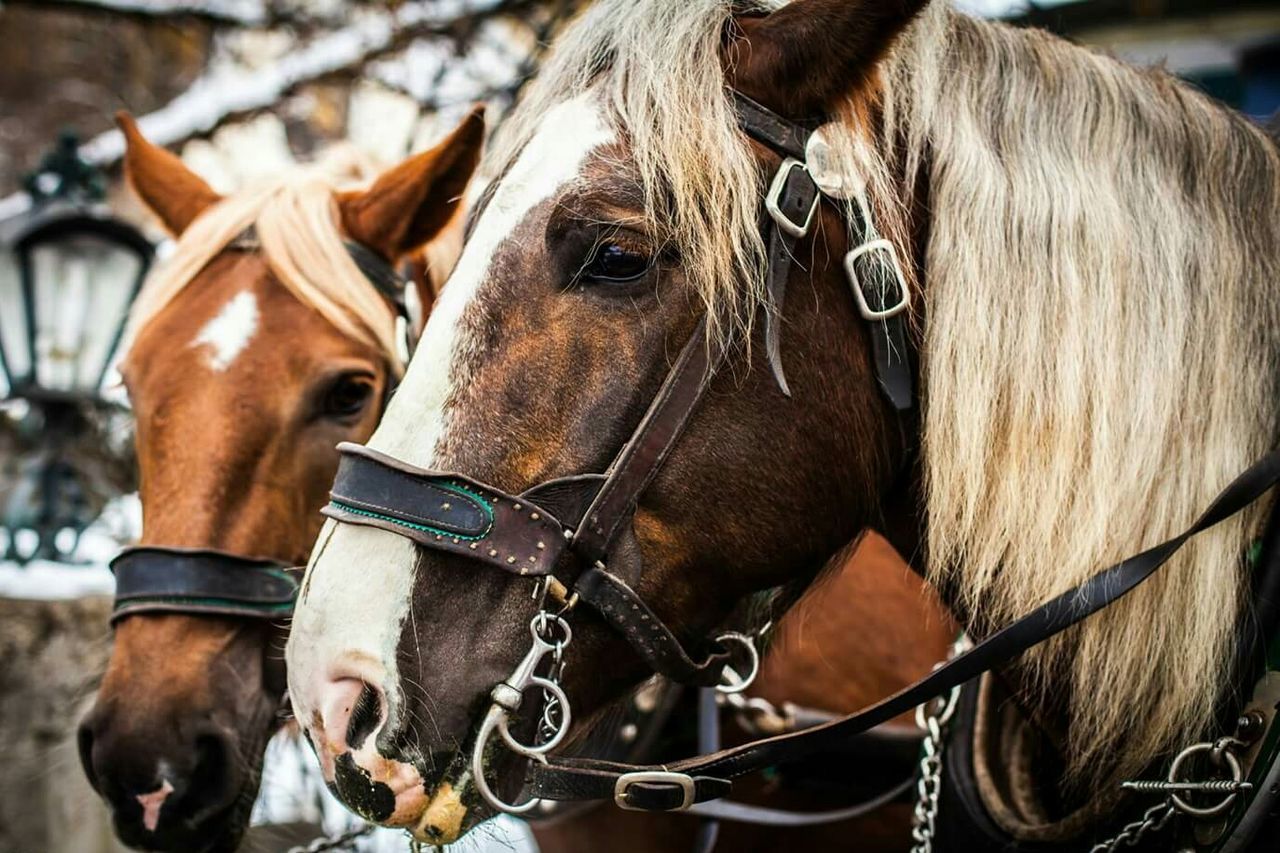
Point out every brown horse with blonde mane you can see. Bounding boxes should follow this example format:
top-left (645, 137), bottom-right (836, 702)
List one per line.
top-left (286, 0), bottom-right (1280, 849)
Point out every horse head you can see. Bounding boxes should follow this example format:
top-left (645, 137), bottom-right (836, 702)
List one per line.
top-left (78, 110), bottom-right (483, 852)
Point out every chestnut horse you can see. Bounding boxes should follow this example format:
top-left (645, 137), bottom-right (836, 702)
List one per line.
top-left (286, 0), bottom-right (1280, 848)
top-left (78, 110), bottom-right (953, 853)
top-left (76, 110), bottom-right (483, 852)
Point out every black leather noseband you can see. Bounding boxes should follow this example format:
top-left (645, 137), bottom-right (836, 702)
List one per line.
top-left (111, 547), bottom-right (298, 623)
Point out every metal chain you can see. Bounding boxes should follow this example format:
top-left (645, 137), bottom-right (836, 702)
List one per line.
top-left (1087, 802), bottom-right (1176, 853)
top-left (909, 637), bottom-right (971, 853)
top-left (284, 823), bottom-right (375, 853)
top-left (537, 627), bottom-right (568, 745)
top-left (910, 688), bottom-right (958, 853)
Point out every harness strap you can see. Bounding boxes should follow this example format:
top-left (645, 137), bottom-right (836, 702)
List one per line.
top-left (570, 321), bottom-right (720, 568)
top-left (343, 239), bottom-right (409, 320)
top-left (733, 91), bottom-right (814, 160)
top-left (761, 160), bottom-right (821, 396)
top-left (111, 547), bottom-right (298, 623)
top-left (526, 446), bottom-right (1280, 807)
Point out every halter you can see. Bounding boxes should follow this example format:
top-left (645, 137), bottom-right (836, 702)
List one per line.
top-left (108, 237), bottom-right (412, 624)
top-left (315, 88), bottom-right (1280, 840)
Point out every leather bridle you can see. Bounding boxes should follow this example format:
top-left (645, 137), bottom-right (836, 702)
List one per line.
top-left (317, 89), bottom-right (1280, 819)
top-left (108, 236), bottom-right (412, 625)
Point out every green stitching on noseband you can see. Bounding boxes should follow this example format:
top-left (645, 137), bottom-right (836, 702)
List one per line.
top-left (114, 596), bottom-right (296, 613)
top-left (329, 482), bottom-right (493, 542)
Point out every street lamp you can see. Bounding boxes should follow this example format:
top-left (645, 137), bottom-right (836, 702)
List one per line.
top-left (0, 132), bottom-right (154, 563)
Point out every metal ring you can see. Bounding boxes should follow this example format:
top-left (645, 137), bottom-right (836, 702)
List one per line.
top-left (714, 632), bottom-right (760, 695)
top-left (1168, 742), bottom-right (1244, 818)
top-left (470, 706), bottom-right (544, 815)
top-left (498, 676), bottom-right (572, 758)
top-left (532, 612), bottom-right (572, 646)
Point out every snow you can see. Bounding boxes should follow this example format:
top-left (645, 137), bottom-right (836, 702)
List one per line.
top-left (62, 0), bottom-right (269, 25)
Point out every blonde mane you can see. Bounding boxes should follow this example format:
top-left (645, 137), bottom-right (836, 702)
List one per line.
top-left (126, 146), bottom-right (405, 369)
top-left (495, 0), bottom-right (1280, 790)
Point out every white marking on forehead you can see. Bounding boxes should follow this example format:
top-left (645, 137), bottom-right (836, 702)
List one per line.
top-left (190, 290), bottom-right (259, 371)
top-left (286, 93), bottom-right (615, 751)
top-left (371, 92), bottom-right (616, 466)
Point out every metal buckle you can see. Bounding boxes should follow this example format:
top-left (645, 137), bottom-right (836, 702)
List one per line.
top-left (765, 158), bottom-right (820, 239)
top-left (844, 238), bottom-right (910, 320)
top-left (614, 771), bottom-right (696, 812)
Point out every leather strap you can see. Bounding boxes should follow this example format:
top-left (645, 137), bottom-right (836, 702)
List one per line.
top-left (574, 567), bottom-right (732, 687)
top-left (343, 239), bottom-right (409, 320)
top-left (845, 247), bottom-right (914, 410)
top-left (527, 446), bottom-right (1280, 807)
top-left (733, 91), bottom-right (814, 161)
top-left (324, 443), bottom-right (568, 578)
top-left (111, 546), bottom-right (298, 622)
top-left (570, 321), bottom-right (720, 568)
top-left (762, 161), bottom-right (821, 396)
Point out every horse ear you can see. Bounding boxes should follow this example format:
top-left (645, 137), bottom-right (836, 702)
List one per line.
top-left (728, 0), bottom-right (930, 119)
top-left (337, 106), bottom-right (485, 263)
top-left (116, 112), bottom-right (221, 236)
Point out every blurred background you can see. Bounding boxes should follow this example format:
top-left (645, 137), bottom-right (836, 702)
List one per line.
top-left (0, 1), bottom-right (1276, 851)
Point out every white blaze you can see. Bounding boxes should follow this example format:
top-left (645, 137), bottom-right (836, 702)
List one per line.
top-left (287, 94), bottom-right (615, 736)
top-left (191, 290), bottom-right (259, 371)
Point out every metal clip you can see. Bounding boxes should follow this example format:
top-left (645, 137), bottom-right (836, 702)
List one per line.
top-left (471, 613), bottom-right (574, 815)
top-left (713, 632), bottom-right (760, 695)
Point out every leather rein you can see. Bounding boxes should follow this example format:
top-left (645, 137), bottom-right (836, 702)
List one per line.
top-left (316, 90), bottom-right (1280, 818)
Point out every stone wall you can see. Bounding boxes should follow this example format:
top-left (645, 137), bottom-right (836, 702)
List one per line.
top-left (0, 595), bottom-right (126, 853)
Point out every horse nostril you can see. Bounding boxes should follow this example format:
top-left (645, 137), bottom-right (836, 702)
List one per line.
top-left (346, 684), bottom-right (383, 751)
top-left (189, 728), bottom-right (235, 808)
top-left (76, 720), bottom-right (100, 793)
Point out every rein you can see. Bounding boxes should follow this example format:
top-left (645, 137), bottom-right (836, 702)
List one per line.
top-left (316, 90), bottom-right (1280, 825)
top-left (108, 237), bottom-right (411, 624)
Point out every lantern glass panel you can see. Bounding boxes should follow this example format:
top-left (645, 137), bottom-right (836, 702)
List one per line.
top-left (0, 248), bottom-right (32, 392)
top-left (29, 233), bottom-right (142, 395)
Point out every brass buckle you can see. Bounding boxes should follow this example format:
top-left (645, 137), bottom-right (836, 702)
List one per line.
top-left (614, 771), bottom-right (696, 812)
top-left (765, 158), bottom-right (819, 239)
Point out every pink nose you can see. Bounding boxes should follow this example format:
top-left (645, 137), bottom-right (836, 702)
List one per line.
top-left (314, 678), bottom-right (383, 777)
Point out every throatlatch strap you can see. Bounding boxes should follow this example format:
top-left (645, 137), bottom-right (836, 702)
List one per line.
top-left (111, 547), bottom-right (298, 622)
top-left (528, 446), bottom-right (1280, 808)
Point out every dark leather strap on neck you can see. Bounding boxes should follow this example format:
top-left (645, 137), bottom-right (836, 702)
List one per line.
top-left (111, 546), bottom-right (298, 623)
top-left (524, 446), bottom-right (1280, 808)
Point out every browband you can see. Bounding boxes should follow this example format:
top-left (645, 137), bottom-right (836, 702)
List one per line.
top-left (111, 546), bottom-right (298, 623)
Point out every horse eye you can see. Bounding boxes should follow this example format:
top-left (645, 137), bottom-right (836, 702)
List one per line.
top-left (581, 243), bottom-right (651, 284)
top-left (322, 376), bottom-right (374, 419)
